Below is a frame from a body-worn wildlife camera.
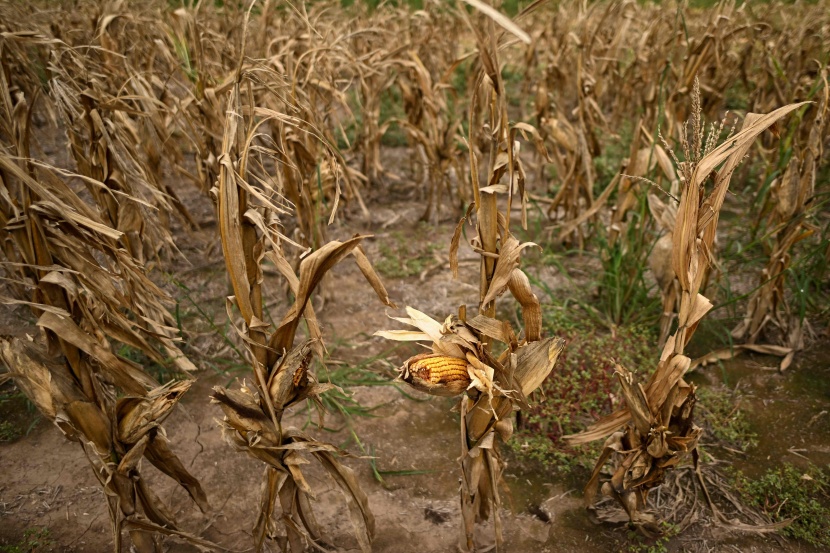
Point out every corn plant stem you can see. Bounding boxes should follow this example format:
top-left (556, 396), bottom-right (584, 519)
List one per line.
top-left (464, 18), bottom-right (510, 552)
top-left (219, 83), bottom-right (281, 445)
top-left (480, 83), bottom-right (501, 324)
top-left (480, 190), bottom-right (499, 323)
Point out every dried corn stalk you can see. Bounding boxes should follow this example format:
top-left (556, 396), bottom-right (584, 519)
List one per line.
top-left (732, 69), bottom-right (828, 365)
top-left (378, 306), bottom-right (564, 550)
top-left (566, 79), bottom-right (807, 532)
top-left (210, 73), bottom-right (393, 553)
top-left (1, 340), bottom-right (217, 551)
top-left (0, 50), bottom-right (208, 549)
top-left (394, 48), bottom-right (467, 221)
top-left (378, 5), bottom-right (564, 552)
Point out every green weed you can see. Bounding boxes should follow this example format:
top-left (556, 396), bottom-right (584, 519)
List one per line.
top-left (624, 522), bottom-right (679, 553)
top-left (733, 464), bottom-right (830, 547)
top-left (379, 88), bottom-right (408, 147)
top-left (115, 344), bottom-right (184, 384)
top-left (0, 420), bottom-right (18, 442)
top-left (0, 384), bottom-right (40, 442)
top-left (166, 274), bottom-right (250, 377)
top-left (593, 120), bottom-right (633, 190)
top-left (627, 537), bottom-right (670, 553)
top-left (375, 229), bottom-right (441, 278)
top-left (592, 198), bottom-right (662, 329)
top-left (696, 386), bottom-right (757, 452)
top-left (307, 341), bottom-right (404, 442)
top-left (0, 527), bottom-right (53, 553)
top-left (509, 303), bottom-right (658, 473)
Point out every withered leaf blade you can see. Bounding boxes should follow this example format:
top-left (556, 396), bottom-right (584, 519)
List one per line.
top-left (145, 433), bottom-right (210, 513)
top-left (646, 355), bottom-right (691, 413)
top-left (480, 234), bottom-right (537, 307)
top-left (211, 386), bottom-right (275, 438)
top-left (269, 236), bottom-right (370, 356)
top-left (466, 314), bottom-right (510, 344)
top-left (0, 338), bottom-right (56, 419)
top-left (615, 366), bottom-right (652, 437)
top-left (37, 311), bottom-right (156, 395)
top-left (461, 0), bottom-right (531, 44)
top-left (514, 336), bottom-right (565, 396)
top-left (351, 245), bottom-right (397, 310)
top-left (312, 450), bottom-right (374, 553)
top-left (450, 204), bottom-right (474, 279)
top-left (565, 408), bottom-right (632, 446)
top-left (118, 434), bottom-right (151, 475)
top-left (377, 306), bottom-right (467, 358)
top-left (217, 84), bottom-right (254, 325)
top-left (135, 476), bottom-right (180, 530)
top-left (507, 269), bottom-right (541, 342)
top-left (64, 400), bottom-right (112, 454)
top-left (123, 516), bottom-right (226, 552)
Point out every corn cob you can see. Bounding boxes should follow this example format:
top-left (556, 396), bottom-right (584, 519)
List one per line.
top-left (400, 353), bottom-right (471, 397)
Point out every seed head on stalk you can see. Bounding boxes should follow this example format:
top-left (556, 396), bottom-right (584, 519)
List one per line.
top-left (565, 80), bottom-right (809, 534)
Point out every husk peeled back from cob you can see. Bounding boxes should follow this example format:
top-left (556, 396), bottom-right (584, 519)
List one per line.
top-left (566, 79), bottom-right (808, 532)
top-left (376, 285), bottom-right (565, 552)
top-left (377, 4), bottom-right (565, 551)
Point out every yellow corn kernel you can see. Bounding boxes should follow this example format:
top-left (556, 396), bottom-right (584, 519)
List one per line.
top-left (400, 354), bottom-right (471, 397)
top-left (409, 355), bottom-right (469, 384)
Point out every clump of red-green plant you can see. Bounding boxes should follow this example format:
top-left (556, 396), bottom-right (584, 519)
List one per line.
top-left (508, 303), bottom-right (656, 472)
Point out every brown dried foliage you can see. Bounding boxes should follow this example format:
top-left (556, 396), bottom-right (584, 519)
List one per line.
top-left (566, 80), bottom-right (807, 533)
top-left (0, 0), bottom-right (828, 550)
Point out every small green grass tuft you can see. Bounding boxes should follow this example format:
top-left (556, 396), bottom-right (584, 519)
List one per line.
top-left (0, 420), bottom-right (19, 442)
top-left (115, 343), bottom-right (185, 384)
top-left (379, 88), bottom-right (408, 147)
top-left (592, 193), bottom-right (662, 329)
top-left (592, 120), bottom-right (633, 190)
top-left (696, 386), bottom-right (757, 452)
top-left (375, 229), bottom-right (441, 279)
top-left (733, 464), bottom-right (830, 547)
top-left (0, 527), bottom-right (54, 553)
top-left (623, 521), bottom-right (679, 553)
top-left (0, 384), bottom-right (40, 443)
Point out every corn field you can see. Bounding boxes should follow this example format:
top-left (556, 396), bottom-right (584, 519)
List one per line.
top-left (0, 0), bottom-right (829, 551)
